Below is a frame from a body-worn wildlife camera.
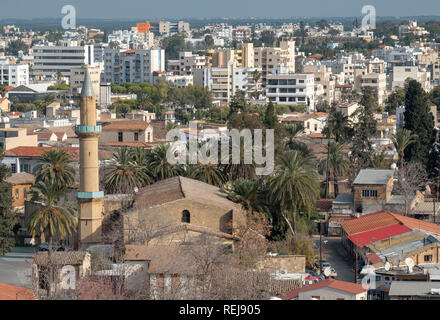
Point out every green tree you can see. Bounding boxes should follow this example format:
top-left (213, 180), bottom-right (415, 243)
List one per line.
top-left (186, 163), bottom-right (225, 187)
top-left (318, 142), bottom-right (350, 197)
top-left (27, 180), bottom-right (77, 250)
top-left (269, 150), bottom-right (319, 235)
top-left (0, 157), bottom-right (14, 256)
top-left (403, 80), bottom-right (436, 167)
top-left (104, 147), bottom-right (152, 194)
top-left (264, 101), bottom-right (278, 129)
top-left (431, 86), bottom-right (440, 107)
top-left (386, 88), bottom-right (405, 115)
top-left (259, 30), bottom-right (276, 46)
top-left (34, 149), bottom-right (76, 193)
top-left (148, 144), bottom-right (184, 181)
top-left (350, 87), bottom-right (378, 171)
top-left (226, 179), bottom-right (267, 215)
top-left (391, 129), bottom-right (417, 168)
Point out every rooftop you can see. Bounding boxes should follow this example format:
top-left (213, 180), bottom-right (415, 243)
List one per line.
top-left (285, 278), bottom-right (366, 299)
top-left (353, 169), bottom-right (394, 185)
top-left (102, 120), bottom-right (150, 131)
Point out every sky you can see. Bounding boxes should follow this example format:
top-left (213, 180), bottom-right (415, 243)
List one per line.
top-left (1, 0), bottom-right (440, 20)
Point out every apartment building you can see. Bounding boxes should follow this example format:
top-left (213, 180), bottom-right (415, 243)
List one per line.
top-left (266, 67), bottom-right (315, 112)
top-left (398, 20), bottom-right (429, 38)
top-left (0, 63), bottom-right (29, 87)
top-left (391, 66), bottom-right (431, 92)
top-left (70, 65), bottom-right (101, 102)
top-left (232, 26), bottom-right (252, 42)
top-left (303, 64), bottom-right (335, 105)
top-left (168, 51), bottom-right (206, 76)
top-left (254, 40), bottom-right (296, 86)
top-left (32, 41), bottom-right (95, 78)
top-left (354, 71), bottom-right (387, 105)
top-left (194, 64), bottom-right (249, 103)
top-left (164, 74), bottom-right (193, 88)
top-left (149, 20), bottom-right (189, 36)
top-left (102, 48), bottom-right (165, 85)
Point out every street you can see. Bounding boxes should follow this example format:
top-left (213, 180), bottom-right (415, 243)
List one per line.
top-left (314, 236), bottom-right (355, 282)
top-left (0, 247), bottom-right (35, 288)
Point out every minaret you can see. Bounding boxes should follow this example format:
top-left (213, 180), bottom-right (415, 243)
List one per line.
top-left (76, 70), bottom-right (103, 247)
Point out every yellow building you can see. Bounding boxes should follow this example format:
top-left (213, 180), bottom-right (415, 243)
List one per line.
top-left (0, 97), bottom-right (10, 112)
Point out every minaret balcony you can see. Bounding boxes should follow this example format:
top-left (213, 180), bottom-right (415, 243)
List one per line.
top-left (75, 125), bottom-right (102, 136)
top-left (77, 191), bottom-right (104, 199)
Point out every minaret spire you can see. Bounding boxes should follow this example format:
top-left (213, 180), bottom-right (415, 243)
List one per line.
top-left (81, 70), bottom-right (95, 97)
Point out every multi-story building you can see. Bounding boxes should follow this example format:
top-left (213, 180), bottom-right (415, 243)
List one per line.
top-left (254, 40), bottom-right (296, 86)
top-left (266, 67), bottom-right (315, 112)
top-left (232, 26), bottom-right (252, 42)
top-left (391, 66), bottom-right (431, 92)
top-left (194, 64), bottom-right (249, 103)
top-left (0, 63), bottom-right (29, 87)
top-left (398, 20), bottom-right (429, 38)
top-left (164, 74), bottom-right (193, 88)
top-left (32, 41), bottom-right (95, 78)
top-left (303, 64), bottom-right (335, 105)
top-left (168, 51), bottom-right (206, 76)
top-left (102, 48), bottom-right (165, 85)
top-left (354, 71), bottom-right (387, 105)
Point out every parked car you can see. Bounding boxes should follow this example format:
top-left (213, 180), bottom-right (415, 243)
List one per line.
top-left (306, 269), bottom-right (325, 280)
top-left (329, 268), bottom-right (338, 278)
top-left (36, 243), bottom-right (65, 252)
top-left (319, 260), bottom-right (331, 268)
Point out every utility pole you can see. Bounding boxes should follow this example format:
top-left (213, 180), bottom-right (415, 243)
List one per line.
top-left (319, 220), bottom-right (323, 274)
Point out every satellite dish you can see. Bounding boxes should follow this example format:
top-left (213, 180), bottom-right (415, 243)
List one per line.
top-left (405, 258), bottom-right (415, 273)
top-left (385, 262), bottom-right (391, 271)
top-left (323, 267), bottom-right (331, 277)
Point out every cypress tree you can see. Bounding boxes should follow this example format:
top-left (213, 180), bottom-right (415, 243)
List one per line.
top-left (264, 101), bottom-right (278, 129)
top-left (0, 158), bottom-right (15, 256)
top-left (403, 80), bottom-right (436, 166)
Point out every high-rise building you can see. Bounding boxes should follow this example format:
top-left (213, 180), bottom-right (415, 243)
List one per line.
top-left (70, 65), bottom-right (101, 103)
top-left (76, 71), bottom-right (103, 246)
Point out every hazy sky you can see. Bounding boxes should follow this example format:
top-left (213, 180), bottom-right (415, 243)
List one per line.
top-left (1, 0), bottom-right (440, 20)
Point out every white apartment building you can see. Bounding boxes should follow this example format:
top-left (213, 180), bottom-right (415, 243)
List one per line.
top-left (354, 69), bottom-right (387, 105)
top-left (164, 74), bottom-right (193, 88)
top-left (168, 51), bottom-right (206, 76)
top-left (0, 63), bottom-right (29, 87)
top-left (102, 48), bottom-right (165, 85)
top-left (303, 63), bottom-right (335, 105)
top-left (32, 42), bottom-right (95, 78)
top-left (391, 66), bottom-right (431, 92)
top-left (194, 64), bottom-right (249, 103)
top-left (254, 40), bottom-right (296, 86)
top-left (266, 67), bottom-right (315, 112)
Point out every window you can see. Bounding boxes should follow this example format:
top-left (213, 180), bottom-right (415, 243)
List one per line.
top-left (424, 255), bottom-right (433, 262)
top-left (134, 132), bottom-right (139, 142)
top-left (20, 163), bottom-right (30, 173)
top-left (362, 189), bottom-right (378, 198)
top-left (314, 124), bottom-right (318, 131)
top-left (147, 132), bottom-right (151, 142)
top-left (15, 188), bottom-right (19, 200)
top-left (181, 210), bottom-right (190, 223)
top-left (10, 164), bottom-right (16, 173)
top-left (118, 132), bottom-right (123, 142)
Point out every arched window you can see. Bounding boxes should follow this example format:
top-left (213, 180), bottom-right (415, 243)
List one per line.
top-left (181, 210), bottom-right (190, 223)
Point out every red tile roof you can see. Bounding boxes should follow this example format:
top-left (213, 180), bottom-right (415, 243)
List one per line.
top-left (348, 223), bottom-right (411, 248)
top-left (101, 141), bottom-right (153, 147)
top-left (367, 252), bottom-right (382, 265)
top-left (342, 211), bottom-right (440, 237)
top-left (3, 146), bottom-right (79, 158)
top-left (341, 211), bottom-right (400, 236)
top-left (0, 283), bottom-right (35, 300)
top-left (389, 212), bottom-right (440, 234)
top-left (285, 278), bottom-right (366, 299)
top-left (102, 120), bottom-right (150, 131)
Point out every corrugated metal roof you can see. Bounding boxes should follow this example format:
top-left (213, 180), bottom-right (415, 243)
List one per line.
top-left (353, 169), bottom-right (394, 185)
top-left (333, 194), bottom-right (354, 204)
top-left (389, 281), bottom-right (440, 297)
top-left (348, 224), bottom-right (412, 248)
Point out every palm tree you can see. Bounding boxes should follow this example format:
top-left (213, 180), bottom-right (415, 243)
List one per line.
top-left (391, 129), bottom-right (418, 168)
top-left (147, 144), bottom-right (184, 181)
top-left (284, 124), bottom-right (304, 150)
top-left (327, 111), bottom-right (350, 143)
top-left (318, 142), bottom-right (350, 197)
top-left (269, 150), bottom-right (319, 235)
top-left (226, 178), bottom-right (267, 215)
top-left (222, 138), bottom-right (257, 181)
top-left (186, 163), bottom-right (226, 187)
top-left (34, 149), bottom-right (76, 192)
top-left (27, 180), bottom-right (77, 251)
top-left (104, 147), bottom-right (152, 194)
